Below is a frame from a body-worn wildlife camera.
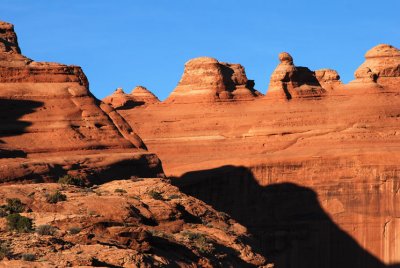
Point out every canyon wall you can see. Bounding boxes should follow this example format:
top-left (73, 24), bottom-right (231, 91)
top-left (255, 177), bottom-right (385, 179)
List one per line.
top-left (0, 21), bottom-right (164, 184)
top-left (115, 45), bottom-right (400, 267)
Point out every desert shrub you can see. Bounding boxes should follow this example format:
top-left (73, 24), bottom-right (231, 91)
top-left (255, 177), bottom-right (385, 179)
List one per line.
top-left (168, 194), bottom-right (180, 200)
top-left (0, 207), bottom-right (7, 217)
top-left (68, 227), bottom-right (81, 235)
top-left (0, 242), bottom-right (11, 260)
top-left (114, 188), bottom-right (127, 194)
top-left (46, 191), bottom-right (67, 204)
top-left (182, 231), bottom-right (214, 254)
top-left (6, 213), bottom-right (33, 233)
top-left (4, 198), bottom-right (25, 214)
top-left (36, 224), bottom-right (57, 236)
top-left (21, 253), bottom-right (35, 261)
top-left (58, 175), bottom-right (85, 187)
top-left (148, 190), bottom-right (164, 200)
top-left (0, 198), bottom-right (26, 217)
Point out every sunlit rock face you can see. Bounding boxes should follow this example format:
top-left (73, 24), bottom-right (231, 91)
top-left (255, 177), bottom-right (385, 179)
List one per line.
top-left (0, 21), bottom-right (164, 183)
top-left (351, 44), bottom-right (400, 89)
top-left (103, 86), bottom-right (159, 109)
top-left (116, 45), bottom-right (400, 267)
top-left (166, 56), bottom-right (262, 103)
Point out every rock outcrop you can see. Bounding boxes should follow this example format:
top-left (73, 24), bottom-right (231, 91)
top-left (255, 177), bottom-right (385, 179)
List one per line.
top-left (0, 21), bottom-right (164, 184)
top-left (166, 57), bottom-right (261, 103)
top-left (351, 44), bottom-right (400, 89)
top-left (0, 178), bottom-right (268, 267)
top-left (315, 68), bottom-right (342, 90)
top-left (103, 86), bottom-right (159, 109)
top-left (119, 45), bottom-right (400, 266)
top-left (267, 52), bottom-right (342, 100)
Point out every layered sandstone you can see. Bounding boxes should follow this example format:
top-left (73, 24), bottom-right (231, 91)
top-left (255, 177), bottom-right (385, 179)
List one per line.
top-left (0, 21), bottom-right (163, 183)
top-left (103, 86), bottom-right (159, 109)
top-left (0, 178), bottom-right (268, 267)
top-left (166, 57), bottom-right (261, 103)
top-left (267, 52), bottom-right (325, 99)
top-left (351, 44), bottom-right (400, 89)
top-left (119, 45), bottom-right (400, 267)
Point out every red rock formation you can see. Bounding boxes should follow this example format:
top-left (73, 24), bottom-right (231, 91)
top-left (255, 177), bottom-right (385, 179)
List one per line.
top-left (118, 45), bottom-right (400, 266)
top-left (0, 178), bottom-right (269, 267)
top-left (267, 52), bottom-right (332, 100)
top-left (351, 44), bottom-right (400, 89)
top-left (103, 86), bottom-right (159, 109)
top-left (315, 68), bottom-right (342, 90)
top-left (0, 21), bottom-right (164, 183)
top-left (166, 57), bottom-right (261, 103)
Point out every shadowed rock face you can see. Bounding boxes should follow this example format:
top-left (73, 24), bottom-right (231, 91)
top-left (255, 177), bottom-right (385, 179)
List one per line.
top-left (0, 21), bottom-right (164, 183)
top-left (166, 57), bottom-right (262, 103)
top-left (117, 44), bottom-right (400, 266)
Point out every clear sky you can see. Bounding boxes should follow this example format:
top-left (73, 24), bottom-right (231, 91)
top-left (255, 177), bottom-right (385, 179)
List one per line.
top-left (1, 0), bottom-right (399, 100)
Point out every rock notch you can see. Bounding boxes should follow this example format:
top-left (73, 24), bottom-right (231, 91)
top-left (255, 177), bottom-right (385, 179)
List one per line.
top-left (166, 57), bottom-right (262, 103)
top-left (0, 21), bottom-right (164, 184)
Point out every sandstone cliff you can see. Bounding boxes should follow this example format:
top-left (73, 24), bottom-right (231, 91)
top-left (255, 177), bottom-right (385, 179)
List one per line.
top-left (0, 21), bottom-right (164, 184)
top-left (118, 45), bottom-right (400, 267)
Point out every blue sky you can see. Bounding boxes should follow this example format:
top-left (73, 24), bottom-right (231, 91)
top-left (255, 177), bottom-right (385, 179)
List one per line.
top-left (1, 1), bottom-right (399, 100)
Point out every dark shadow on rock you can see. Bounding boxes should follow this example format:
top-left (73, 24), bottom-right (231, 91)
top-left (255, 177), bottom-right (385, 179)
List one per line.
top-left (171, 165), bottom-right (400, 268)
top-left (0, 98), bottom-right (43, 158)
top-left (115, 100), bottom-right (146, 110)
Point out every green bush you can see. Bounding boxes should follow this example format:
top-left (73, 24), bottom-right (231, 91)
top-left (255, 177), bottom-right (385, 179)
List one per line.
top-left (46, 191), bottom-right (67, 204)
top-left (148, 190), bottom-right (164, 200)
top-left (5, 198), bottom-right (25, 214)
top-left (58, 175), bottom-right (85, 187)
top-left (182, 231), bottom-right (214, 254)
top-left (68, 227), bottom-right (81, 235)
top-left (6, 213), bottom-right (33, 233)
top-left (0, 198), bottom-right (26, 217)
top-left (36, 224), bottom-right (57, 236)
top-left (0, 242), bottom-right (11, 260)
top-left (21, 253), bottom-right (35, 261)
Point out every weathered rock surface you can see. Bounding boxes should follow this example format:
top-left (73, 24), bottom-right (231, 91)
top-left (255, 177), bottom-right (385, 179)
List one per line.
top-left (118, 45), bottom-right (400, 267)
top-left (0, 21), bottom-right (164, 183)
top-left (267, 52), bottom-right (333, 100)
top-left (166, 57), bottom-right (261, 103)
top-left (0, 179), bottom-right (268, 267)
top-left (315, 68), bottom-right (342, 90)
top-left (351, 44), bottom-right (400, 89)
top-left (103, 86), bottom-right (159, 109)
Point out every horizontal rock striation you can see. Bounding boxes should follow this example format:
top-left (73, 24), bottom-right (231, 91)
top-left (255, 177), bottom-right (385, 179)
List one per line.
top-left (166, 57), bottom-right (262, 103)
top-left (119, 44), bottom-right (400, 267)
top-left (0, 21), bottom-right (164, 183)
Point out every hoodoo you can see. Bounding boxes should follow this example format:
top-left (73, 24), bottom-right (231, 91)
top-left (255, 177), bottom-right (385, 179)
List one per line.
top-left (267, 52), bottom-right (330, 100)
top-left (103, 86), bottom-right (159, 109)
top-left (351, 44), bottom-right (400, 89)
top-left (0, 21), bottom-right (164, 183)
top-left (166, 56), bottom-right (261, 103)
